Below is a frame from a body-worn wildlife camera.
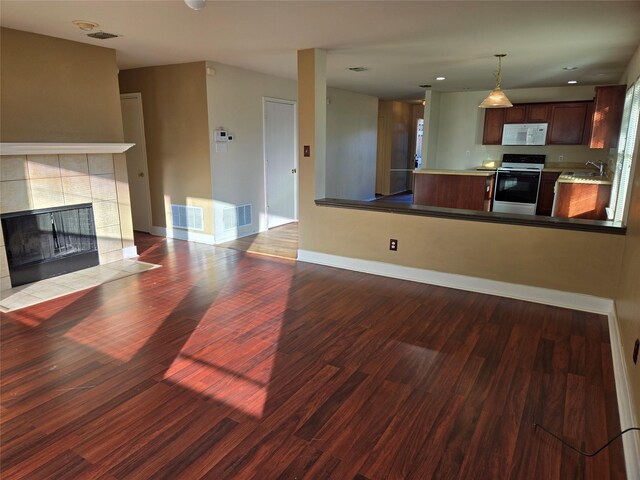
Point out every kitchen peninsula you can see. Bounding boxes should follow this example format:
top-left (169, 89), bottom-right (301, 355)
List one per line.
top-left (413, 170), bottom-right (495, 211)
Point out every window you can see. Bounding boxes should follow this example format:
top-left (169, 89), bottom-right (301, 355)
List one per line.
top-left (609, 78), bottom-right (640, 223)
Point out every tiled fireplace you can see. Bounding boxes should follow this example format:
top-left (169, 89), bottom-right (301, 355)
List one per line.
top-left (0, 144), bottom-right (136, 291)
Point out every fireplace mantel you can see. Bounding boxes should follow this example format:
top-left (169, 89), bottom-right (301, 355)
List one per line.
top-left (0, 143), bottom-right (135, 155)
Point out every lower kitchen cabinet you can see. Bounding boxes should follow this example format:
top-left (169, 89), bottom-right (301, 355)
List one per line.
top-left (554, 182), bottom-right (612, 220)
top-left (413, 173), bottom-right (494, 211)
top-left (536, 172), bottom-right (561, 216)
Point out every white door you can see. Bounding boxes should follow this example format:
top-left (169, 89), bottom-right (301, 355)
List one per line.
top-left (120, 93), bottom-right (153, 233)
top-left (264, 99), bottom-right (297, 229)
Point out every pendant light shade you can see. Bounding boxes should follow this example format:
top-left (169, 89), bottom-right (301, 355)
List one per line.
top-left (479, 54), bottom-right (513, 108)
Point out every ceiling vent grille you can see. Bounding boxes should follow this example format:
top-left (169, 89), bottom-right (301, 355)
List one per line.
top-left (87, 32), bottom-right (119, 40)
top-left (223, 204), bottom-right (252, 230)
top-left (171, 204), bottom-right (204, 231)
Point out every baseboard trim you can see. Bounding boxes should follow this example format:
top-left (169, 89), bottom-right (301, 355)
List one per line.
top-left (150, 226), bottom-right (216, 245)
top-left (122, 246), bottom-right (138, 258)
top-left (296, 250), bottom-right (614, 315)
top-left (608, 308), bottom-right (640, 479)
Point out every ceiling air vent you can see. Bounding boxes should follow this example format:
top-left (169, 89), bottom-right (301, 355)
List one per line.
top-left (87, 31), bottom-right (119, 40)
top-left (347, 66), bottom-right (369, 72)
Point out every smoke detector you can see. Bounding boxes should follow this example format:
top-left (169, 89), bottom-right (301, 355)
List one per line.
top-left (72, 20), bottom-right (99, 31)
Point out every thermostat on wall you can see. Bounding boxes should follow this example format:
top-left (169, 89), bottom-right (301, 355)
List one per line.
top-left (214, 130), bottom-right (228, 142)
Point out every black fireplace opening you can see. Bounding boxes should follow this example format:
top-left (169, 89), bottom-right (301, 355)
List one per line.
top-left (1, 203), bottom-right (100, 287)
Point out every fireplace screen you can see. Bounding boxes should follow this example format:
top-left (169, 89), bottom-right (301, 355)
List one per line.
top-left (1, 203), bottom-right (99, 286)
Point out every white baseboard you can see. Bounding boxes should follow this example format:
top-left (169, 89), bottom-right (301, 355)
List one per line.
top-left (297, 250), bottom-right (614, 315)
top-left (150, 226), bottom-right (216, 245)
top-left (608, 309), bottom-right (640, 480)
top-left (122, 246), bottom-right (138, 258)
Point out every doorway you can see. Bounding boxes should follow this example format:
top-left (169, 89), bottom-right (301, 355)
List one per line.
top-left (263, 98), bottom-right (297, 229)
top-left (120, 93), bottom-right (153, 233)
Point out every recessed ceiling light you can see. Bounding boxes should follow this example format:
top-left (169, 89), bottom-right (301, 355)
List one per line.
top-left (348, 66), bottom-right (369, 72)
top-left (567, 80), bottom-right (578, 84)
top-left (419, 84), bottom-right (432, 88)
top-left (72, 20), bottom-right (99, 31)
top-left (436, 76), bottom-right (446, 81)
top-left (563, 66), bottom-right (578, 71)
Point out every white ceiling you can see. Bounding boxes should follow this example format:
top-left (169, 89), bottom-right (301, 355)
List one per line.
top-left (1, 1), bottom-right (640, 99)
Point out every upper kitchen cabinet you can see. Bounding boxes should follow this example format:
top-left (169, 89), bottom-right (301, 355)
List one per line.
top-left (589, 85), bottom-right (626, 149)
top-left (503, 103), bottom-right (550, 125)
top-left (482, 108), bottom-right (505, 145)
top-left (547, 102), bottom-right (591, 145)
top-left (504, 105), bottom-right (526, 123)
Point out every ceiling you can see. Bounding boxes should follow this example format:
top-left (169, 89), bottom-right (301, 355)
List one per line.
top-left (1, 1), bottom-right (640, 100)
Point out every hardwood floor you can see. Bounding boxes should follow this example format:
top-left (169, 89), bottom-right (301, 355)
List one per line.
top-left (0, 233), bottom-right (626, 479)
top-left (218, 222), bottom-right (298, 259)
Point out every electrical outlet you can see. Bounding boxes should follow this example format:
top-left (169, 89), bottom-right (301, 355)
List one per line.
top-left (389, 239), bottom-right (398, 251)
top-left (633, 339), bottom-right (639, 365)
top-left (559, 155), bottom-right (564, 162)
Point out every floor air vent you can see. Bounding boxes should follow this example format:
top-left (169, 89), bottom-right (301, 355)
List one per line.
top-left (171, 205), bottom-right (204, 231)
top-left (223, 204), bottom-right (252, 230)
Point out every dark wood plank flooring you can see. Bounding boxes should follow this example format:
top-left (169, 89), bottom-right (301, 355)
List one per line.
top-left (0, 233), bottom-right (626, 479)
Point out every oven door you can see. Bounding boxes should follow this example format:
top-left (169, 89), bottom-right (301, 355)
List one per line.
top-left (494, 169), bottom-right (541, 204)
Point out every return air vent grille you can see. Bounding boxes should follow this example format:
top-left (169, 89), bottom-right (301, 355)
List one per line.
top-left (171, 204), bottom-right (204, 231)
top-left (87, 32), bottom-right (119, 40)
top-left (223, 204), bottom-right (252, 230)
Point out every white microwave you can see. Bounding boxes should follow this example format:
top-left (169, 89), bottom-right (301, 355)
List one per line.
top-left (502, 123), bottom-right (548, 146)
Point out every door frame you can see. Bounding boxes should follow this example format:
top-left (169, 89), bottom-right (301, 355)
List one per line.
top-left (262, 97), bottom-right (298, 230)
top-left (120, 92), bottom-right (153, 233)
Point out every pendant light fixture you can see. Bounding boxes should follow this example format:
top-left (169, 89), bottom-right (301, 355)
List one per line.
top-left (479, 54), bottom-right (513, 108)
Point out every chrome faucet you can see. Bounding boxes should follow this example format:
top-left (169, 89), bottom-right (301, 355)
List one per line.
top-left (585, 161), bottom-right (606, 176)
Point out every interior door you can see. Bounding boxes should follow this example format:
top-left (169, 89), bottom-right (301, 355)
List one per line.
top-left (120, 93), bottom-right (153, 233)
top-left (264, 99), bottom-right (297, 229)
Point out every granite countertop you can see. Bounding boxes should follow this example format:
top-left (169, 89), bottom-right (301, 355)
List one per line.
top-left (415, 169), bottom-right (496, 177)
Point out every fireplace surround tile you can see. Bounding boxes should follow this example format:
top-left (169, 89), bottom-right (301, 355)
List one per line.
top-left (62, 175), bottom-right (92, 205)
top-left (59, 154), bottom-right (89, 177)
top-left (96, 224), bottom-right (123, 253)
top-left (27, 155), bottom-right (61, 179)
top-left (93, 200), bottom-right (120, 228)
top-left (88, 154), bottom-right (114, 175)
top-left (90, 174), bottom-right (117, 201)
top-left (1, 180), bottom-right (33, 213)
top-left (31, 177), bottom-right (65, 209)
top-left (1, 155), bottom-right (28, 181)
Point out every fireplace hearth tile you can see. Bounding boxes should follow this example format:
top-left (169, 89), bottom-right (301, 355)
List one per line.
top-left (0, 259), bottom-right (160, 312)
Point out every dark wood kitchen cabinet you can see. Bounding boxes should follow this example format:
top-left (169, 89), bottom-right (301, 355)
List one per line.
top-left (504, 105), bottom-right (526, 123)
top-left (547, 102), bottom-right (591, 145)
top-left (554, 182), bottom-right (612, 220)
top-left (413, 173), bottom-right (495, 211)
top-left (526, 103), bottom-right (550, 123)
top-left (482, 109), bottom-right (505, 145)
top-left (589, 85), bottom-right (627, 149)
top-left (536, 171), bottom-right (561, 216)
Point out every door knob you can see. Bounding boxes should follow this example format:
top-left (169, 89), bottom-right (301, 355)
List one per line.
top-left (138, 172), bottom-right (145, 178)
top-left (291, 168), bottom-right (297, 174)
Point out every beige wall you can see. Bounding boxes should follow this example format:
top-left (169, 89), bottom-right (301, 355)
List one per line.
top-left (119, 62), bottom-right (212, 234)
top-left (0, 28), bottom-right (124, 143)
top-left (298, 49), bottom-right (627, 300)
top-left (615, 43), bottom-right (640, 424)
top-left (204, 61), bottom-right (297, 242)
top-left (326, 88), bottom-right (378, 201)
top-left (432, 85), bottom-right (611, 170)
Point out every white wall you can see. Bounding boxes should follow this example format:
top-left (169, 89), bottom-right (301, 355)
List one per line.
top-left (205, 62), bottom-right (297, 243)
top-left (326, 87), bottom-right (378, 200)
top-left (432, 85), bottom-right (612, 170)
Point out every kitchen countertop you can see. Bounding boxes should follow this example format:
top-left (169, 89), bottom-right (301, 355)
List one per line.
top-left (415, 169), bottom-right (495, 177)
top-left (557, 170), bottom-right (613, 185)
